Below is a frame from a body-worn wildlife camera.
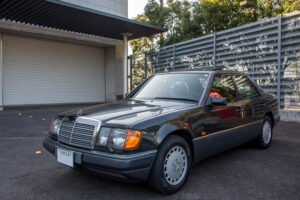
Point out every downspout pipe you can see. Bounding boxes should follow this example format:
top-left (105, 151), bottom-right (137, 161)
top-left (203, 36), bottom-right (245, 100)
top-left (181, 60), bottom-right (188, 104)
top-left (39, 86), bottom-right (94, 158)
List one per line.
top-left (122, 33), bottom-right (132, 97)
top-left (0, 32), bottom-right (3, 111)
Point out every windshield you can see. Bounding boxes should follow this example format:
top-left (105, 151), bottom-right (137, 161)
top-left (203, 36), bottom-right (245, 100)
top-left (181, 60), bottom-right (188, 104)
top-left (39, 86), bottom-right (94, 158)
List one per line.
top-left (131, 73), bottom-right (209, 102)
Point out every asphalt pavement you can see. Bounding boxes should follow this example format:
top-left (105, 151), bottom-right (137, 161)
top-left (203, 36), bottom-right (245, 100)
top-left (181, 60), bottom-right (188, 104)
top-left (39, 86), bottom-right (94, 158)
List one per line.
top-left (0, 106), bottom-right (299, 200)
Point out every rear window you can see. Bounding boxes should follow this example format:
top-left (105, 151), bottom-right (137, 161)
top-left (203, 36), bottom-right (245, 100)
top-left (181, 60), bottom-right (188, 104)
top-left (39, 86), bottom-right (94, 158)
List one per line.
top-left (233, 75), bottom-right (252, 100)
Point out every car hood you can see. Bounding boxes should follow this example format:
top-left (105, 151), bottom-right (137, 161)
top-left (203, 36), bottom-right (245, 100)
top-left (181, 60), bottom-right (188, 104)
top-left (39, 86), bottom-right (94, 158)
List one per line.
top-left (58, 99), bottom-right (197, 127)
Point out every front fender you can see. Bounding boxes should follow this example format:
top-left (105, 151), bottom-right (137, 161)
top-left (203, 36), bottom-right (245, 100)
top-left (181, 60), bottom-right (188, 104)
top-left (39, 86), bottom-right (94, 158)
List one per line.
top-left (155, 123), bottom-right (193, 144)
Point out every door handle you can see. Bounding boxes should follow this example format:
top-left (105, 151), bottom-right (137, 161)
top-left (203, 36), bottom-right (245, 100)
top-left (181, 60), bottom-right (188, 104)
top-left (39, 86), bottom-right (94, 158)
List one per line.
top-left (236, 107), bottom-right (245, 118)
top-left (236, 107), bottom-right (244, 112)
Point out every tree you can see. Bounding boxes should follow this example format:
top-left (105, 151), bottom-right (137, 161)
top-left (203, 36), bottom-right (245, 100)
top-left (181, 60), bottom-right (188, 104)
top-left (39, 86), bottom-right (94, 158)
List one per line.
top-left (129, 0), bottom-right (169, 88)
top-left (128, 0), bottom-right (299, 89)
top-left (194, 0), bottom-right (251, 34)
top-left (252, 0), bottom-right (300, 19)
top-left (130, 0), bottom-right (202, 52)
top-left (163, 0), bottom-right (203, 45)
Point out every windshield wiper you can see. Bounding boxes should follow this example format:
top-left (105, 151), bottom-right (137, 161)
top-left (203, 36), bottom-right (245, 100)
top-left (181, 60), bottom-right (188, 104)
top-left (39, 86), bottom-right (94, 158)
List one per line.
top-left (154, 97), bottom-right (199, 103)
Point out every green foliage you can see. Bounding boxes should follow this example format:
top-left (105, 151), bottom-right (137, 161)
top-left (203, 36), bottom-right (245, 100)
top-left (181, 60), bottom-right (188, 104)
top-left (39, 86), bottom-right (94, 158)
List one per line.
top-left (130, 0), bottom-right (299, 51)
top-left (128, 0), bottom-right (299, 89)
top-left (253, 0), bottom-right (300, 18)
top-left (194, 0), bottom-right (251, 34)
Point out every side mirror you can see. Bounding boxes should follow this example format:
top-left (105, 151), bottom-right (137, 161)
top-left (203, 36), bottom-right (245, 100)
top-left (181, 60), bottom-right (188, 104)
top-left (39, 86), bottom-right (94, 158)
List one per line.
top-left (206, 96), bottom-right (227, 106)
top-left (212, 97), bottom-right (227, 106)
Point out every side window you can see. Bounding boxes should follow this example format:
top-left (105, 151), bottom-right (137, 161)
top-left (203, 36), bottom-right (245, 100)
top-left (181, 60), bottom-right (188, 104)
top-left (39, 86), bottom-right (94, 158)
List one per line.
top-left (210, 75), bottom-right (238, 102)
top-left (233, 75), bottom-right (252, 100)
top-left (248, 80), bottom-right (261, 98)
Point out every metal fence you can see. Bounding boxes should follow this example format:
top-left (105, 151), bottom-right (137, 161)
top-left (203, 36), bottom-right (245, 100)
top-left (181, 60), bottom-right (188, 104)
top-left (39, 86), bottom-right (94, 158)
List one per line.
top-left (148, 11), bottom-right (300, 109)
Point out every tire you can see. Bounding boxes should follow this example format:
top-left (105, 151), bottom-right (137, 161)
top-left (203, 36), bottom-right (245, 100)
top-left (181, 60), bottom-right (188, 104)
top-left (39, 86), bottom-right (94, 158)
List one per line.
top-left (255, 116), bottom-right (273, 149)
top-left (148, 135), bottom-right (192, 194)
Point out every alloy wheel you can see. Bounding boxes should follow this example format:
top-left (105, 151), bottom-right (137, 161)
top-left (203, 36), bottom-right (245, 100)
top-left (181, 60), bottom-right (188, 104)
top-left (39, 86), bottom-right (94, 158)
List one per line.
top-left (163, 146), bottom-right (188, 185)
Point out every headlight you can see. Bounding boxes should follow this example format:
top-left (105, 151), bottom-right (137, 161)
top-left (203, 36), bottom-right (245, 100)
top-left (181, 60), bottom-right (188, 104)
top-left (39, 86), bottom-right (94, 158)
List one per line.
top-left (49, 119), bottom-right (62, 135)
top-left (96, 128), bottom-right (142, 150)
top-left (111, 128), bottom-right (127, 149)
top-left (97, 127), bottom-right (110, 145)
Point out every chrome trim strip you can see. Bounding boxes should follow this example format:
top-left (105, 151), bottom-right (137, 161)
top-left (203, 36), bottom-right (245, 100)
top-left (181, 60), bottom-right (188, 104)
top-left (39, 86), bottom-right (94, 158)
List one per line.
top-left (193, 120), bottom-right (263, 141)
top-left (69, 121), bottom-right (76, 144)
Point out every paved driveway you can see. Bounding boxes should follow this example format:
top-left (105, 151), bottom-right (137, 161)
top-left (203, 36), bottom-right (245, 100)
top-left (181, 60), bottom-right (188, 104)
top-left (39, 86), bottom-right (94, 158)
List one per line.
top-left (0, 107), bottom-right (299, 200)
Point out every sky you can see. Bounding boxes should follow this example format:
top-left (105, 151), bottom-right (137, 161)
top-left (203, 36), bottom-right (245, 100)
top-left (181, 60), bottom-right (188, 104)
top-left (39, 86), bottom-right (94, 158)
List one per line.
top-left (128, 0), bottom-right (198, 19)
top-left (127, 0), bottom-right (197, 53)
top-left (128, 0), bottom-right (149, 19)
top-left (128, 0), bottom-right (149, 54)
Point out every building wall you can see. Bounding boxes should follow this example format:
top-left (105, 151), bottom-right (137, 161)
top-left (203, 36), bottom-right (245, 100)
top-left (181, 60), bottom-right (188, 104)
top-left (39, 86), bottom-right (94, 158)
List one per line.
top-left (105, 45), bottom-right (124, 101)
top-left (0, 33), bottom-right (3, 109)
top-left (61, 0), bottom-right (128, 18)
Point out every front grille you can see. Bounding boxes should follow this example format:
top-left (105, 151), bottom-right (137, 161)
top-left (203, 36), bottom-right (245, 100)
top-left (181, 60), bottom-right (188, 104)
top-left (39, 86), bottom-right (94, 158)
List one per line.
top-left (58, 121), bottom-right (96, 149)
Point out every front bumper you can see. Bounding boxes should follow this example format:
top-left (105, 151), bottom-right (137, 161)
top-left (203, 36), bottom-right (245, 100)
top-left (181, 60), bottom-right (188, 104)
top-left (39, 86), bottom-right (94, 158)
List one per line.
top-left (43, 137), bottom-right (156, 181)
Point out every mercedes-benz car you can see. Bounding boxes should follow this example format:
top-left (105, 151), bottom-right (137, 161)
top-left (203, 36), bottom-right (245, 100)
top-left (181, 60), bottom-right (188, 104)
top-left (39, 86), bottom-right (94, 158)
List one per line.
top-left (43, 70), bottom-right (280, 194)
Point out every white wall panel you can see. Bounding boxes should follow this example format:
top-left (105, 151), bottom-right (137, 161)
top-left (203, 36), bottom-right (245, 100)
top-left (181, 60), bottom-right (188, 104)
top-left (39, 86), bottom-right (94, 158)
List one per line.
top-left (2, 34), bottom-right (105, 106)
top-left (61, 0), bottom-right (128, 18)
top-left (0, 33), bottom-right (3, 108)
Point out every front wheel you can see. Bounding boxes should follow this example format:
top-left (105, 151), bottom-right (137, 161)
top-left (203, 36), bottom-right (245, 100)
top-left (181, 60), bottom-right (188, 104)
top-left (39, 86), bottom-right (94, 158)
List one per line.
top-left (148, 135), bottom-right (192, 194)
top-left (255, 116), bottom-right (273, 149)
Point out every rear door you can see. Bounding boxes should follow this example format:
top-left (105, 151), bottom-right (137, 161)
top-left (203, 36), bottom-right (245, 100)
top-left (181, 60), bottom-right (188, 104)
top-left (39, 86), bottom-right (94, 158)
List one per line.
top-left (193, 73), bottom-right (264, 162)
top-left (232, 74), bottom-right (263, 140)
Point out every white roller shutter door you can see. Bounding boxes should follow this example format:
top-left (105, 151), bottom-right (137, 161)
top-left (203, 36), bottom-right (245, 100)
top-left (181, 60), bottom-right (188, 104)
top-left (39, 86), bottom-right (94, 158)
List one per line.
top-left (2, 34), bottom-right (105, 106)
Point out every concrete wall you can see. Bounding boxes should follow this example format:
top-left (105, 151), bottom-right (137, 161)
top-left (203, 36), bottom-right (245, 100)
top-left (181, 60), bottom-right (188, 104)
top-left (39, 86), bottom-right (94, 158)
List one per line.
top-left (105, 45), bottom-right (124, 101)
top-left (0, 33), bottom-right (2, 110)
top-left (61, 0), bottom-right (128, 100)
top-left (280, 109), bottom-right (300, 123)
top-left (114, 45), bottom-right (124, 96)
top-left (61, 0), bottom-right (128, 18)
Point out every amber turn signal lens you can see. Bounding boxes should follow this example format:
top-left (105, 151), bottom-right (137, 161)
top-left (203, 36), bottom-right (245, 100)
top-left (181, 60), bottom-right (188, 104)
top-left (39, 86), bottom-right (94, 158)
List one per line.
top-left (124, 130), bottom-right (142, 149)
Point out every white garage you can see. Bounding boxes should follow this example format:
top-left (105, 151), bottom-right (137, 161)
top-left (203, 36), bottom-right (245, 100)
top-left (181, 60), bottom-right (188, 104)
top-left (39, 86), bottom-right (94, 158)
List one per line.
top-left (0, 0), bottom-right (164, 110)
top-left (2, 34), bottom-right (106, 106)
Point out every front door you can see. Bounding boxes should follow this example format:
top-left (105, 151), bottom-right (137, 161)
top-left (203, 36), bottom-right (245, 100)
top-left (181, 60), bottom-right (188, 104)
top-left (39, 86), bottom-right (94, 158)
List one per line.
top-left (193, 74), bottom-right (243, 161)
top-left (207, 74), bottom-right (241, 133)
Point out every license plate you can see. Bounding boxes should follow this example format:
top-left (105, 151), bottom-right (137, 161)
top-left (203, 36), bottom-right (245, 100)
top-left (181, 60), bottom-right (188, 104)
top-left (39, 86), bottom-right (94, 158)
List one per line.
top-left (57, 148), bottom-right (74, 167)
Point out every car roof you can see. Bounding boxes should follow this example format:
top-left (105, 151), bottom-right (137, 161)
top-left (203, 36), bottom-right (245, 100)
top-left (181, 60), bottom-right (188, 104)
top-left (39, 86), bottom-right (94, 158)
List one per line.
top-left (155, 69), bottom-right (245, 75)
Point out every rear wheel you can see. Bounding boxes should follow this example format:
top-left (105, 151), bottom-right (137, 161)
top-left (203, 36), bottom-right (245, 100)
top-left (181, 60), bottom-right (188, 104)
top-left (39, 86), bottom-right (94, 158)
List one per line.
top-left (149, 135), bottom-right (192, 194)
top-left (255, 116), bottom-right (273, 149)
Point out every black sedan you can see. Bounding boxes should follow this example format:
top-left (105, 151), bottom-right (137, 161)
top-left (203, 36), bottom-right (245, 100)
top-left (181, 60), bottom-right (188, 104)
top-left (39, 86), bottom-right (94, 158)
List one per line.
top-left (43, 70), bottom-right (280, 194)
